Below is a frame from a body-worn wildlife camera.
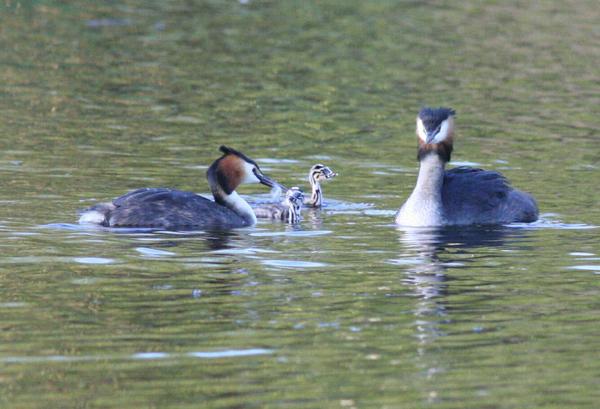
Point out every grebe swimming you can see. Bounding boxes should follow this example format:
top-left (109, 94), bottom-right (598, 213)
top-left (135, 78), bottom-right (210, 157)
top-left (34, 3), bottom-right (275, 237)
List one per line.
top-left (305, 164), bottom-right (337, 207)
top-left (78, 146), bottom-right (285, 229)
top-left (395, 107), bottom-right (538, 226)
top-left (253, 187), bottom-right (304, 223)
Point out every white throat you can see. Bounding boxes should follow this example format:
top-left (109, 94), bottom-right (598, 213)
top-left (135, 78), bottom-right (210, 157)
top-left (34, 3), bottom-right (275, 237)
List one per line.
top-left (417, 117), bottom-right (452, 144)
top-left (395, 154), bottom-right (446, 227)
top-left (222, 191), bottom-right (257, 225)
top-left (308, 177), bottom-right (322, 206)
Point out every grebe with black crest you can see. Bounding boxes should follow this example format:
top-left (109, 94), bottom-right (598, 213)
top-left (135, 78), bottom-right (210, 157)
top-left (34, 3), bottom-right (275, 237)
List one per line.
top-left (78, 146), bottom-right (286, 229)
top-left (395, 107), bottom-right (538, 226)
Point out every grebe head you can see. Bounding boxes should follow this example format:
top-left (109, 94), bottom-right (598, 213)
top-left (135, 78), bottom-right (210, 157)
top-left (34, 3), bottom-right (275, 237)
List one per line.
top-left (416, 107), bottom-right (455, 162)
top-left (207, 146), bottom-right (285, 198)
top-left (309, 164), bottom-right (338, 183)
top-left (284, 186), bottom-right (304, 223)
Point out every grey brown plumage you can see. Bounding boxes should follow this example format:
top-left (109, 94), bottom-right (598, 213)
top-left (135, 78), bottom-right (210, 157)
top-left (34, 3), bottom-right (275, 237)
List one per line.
top-left (85, 188), bottom-right (247, 229)
top-left (442, 167), bottom-right (538, 225)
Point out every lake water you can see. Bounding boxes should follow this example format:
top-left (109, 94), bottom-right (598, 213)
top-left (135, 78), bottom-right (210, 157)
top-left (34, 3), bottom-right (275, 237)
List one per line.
top-left (1, 1), bottom-right (599, 408)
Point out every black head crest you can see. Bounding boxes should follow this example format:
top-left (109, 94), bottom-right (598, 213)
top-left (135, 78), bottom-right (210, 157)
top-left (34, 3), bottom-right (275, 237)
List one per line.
top-left (219, 145), bottom-right (238, 156)
top-left (418, 107), bottom-right (456, 132)
top-left (218, 145), bottom-right (258, 167)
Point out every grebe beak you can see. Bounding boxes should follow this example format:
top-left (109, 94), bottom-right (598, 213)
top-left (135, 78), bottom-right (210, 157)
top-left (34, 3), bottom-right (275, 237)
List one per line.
top-left (425, 124), bottom-right (443, 144)
top-left (254, 169), bottom-right (288, 192)
top-left (425, 131), bottom-right (436, 144)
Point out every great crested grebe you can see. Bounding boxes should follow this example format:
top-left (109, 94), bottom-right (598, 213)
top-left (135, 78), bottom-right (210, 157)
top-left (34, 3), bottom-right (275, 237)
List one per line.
top-left (395, 107), bottom-right (538, 226)
top-left (78, 146), bottom-right (285, 229)
top-left (305, 164), bottom-right (337, 207)
top-left (253, 186), bottom-right (304, 223)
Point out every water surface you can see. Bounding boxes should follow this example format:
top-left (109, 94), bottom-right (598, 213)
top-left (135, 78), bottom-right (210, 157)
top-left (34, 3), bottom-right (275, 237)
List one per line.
top-left (1, 1), bottom-right (599, 408)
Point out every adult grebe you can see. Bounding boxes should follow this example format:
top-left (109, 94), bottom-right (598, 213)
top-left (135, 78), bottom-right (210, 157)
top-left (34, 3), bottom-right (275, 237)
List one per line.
top-left (395, 107), bottom-right (538, 226)
top-left (78, 146), bottom-right (285, 229)
top-left (305, 164), bottom-right (337, 207)
top-left (253, 187), bottom-right (304, 223)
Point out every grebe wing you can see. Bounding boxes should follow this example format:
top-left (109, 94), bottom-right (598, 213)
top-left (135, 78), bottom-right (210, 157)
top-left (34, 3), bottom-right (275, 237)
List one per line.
top-left (112, 188), bottom-right (195, 207)
top-left (109, 188), bottom-right (245, 228)
top-left (442, 166), bottom-right (510, 215)
top-left (442, 167), bottom-right (538, 223)
top-left (112, 188), bottom-right (163, 207)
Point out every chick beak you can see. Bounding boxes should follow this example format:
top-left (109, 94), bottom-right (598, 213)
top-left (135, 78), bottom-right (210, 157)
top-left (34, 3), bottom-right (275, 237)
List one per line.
top-left (324, 168), bottom-right (338, 179)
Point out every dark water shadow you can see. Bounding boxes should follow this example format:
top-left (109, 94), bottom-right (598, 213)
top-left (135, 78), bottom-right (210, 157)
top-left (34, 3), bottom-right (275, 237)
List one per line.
top-left (397, 224), bottom-right (530, 254)
top-left (41, 222), bottom-right (243, 252)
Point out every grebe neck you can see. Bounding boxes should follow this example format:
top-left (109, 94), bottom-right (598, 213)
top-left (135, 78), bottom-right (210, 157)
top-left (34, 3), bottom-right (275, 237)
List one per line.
top-left (396, 154), bottom-right (446, 226)
top-left (216, 190), bottom-right (257, 226)
top-left (414, 154), bottom-right (446, 196)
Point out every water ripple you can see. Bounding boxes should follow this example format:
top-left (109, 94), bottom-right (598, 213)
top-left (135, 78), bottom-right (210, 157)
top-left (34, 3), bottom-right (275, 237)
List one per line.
top-left (2, 348), bottom-right (273, 364)
top-left (135, 247), bottom-right (176, 257)
top-left (261, 259), bottom-right (327, 269)
top-left (73, 257), bottom-right (115, 265)
top-left (515, 215), bottom-right (598, 230)
top-left (567, 265), bottom-right (600, 272)
top-left (250, 230), bottom-right (331, 238)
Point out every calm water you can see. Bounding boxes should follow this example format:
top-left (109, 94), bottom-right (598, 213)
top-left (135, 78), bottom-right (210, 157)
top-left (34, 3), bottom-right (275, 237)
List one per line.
top-left (1, 1), bottom-right (599, 408)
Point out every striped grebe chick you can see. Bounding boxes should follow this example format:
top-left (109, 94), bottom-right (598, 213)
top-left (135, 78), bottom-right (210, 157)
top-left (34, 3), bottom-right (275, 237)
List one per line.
top-left (305, 164), bottom-right (337, 207)
top-left (254, 187), bottom-right (304, 223)
top-left (78, 146), bottom-right (285, 230)
top-left (395, 107), bottom-right (538, 226)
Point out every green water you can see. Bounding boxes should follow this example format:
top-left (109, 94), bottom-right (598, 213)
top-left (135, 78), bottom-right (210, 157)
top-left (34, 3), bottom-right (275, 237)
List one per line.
top-left (1, 1), bottom-right (599, 408)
